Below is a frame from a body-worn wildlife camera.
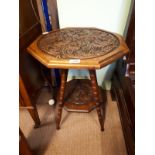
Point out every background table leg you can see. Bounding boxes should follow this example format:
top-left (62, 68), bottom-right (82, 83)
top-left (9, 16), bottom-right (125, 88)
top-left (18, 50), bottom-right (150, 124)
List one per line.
top-left (28, 106), bottom-right (41, 128)
top-left (19, 75), bottom-right (41, 128)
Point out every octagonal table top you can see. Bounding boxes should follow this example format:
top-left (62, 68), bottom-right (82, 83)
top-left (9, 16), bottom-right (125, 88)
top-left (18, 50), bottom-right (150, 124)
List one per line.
top-left (27, 27), bottom-right (129, 69)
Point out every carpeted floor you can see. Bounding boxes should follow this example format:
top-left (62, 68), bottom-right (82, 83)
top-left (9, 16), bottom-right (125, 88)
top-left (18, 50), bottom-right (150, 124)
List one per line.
top-left (19, 88), bottom-right (127, 155)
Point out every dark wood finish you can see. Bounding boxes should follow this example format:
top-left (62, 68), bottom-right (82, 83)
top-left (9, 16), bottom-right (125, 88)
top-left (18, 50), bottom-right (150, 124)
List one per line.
top-left (125, 0), bottom-right (135, 90)
top-left (36, 0), bottom-right (46, 32)
top-left (19, 0), bottom-right (39, 36)
top-left (126, 2), bottom-right (135, 64)
top-left (20, 23), bottom-right (41, 51)
top-left (19, 0), bottom-right (44, 100)
top-left (20, 0), bottom-right (46, 102)
top-left (48, 0), bottom-right (60, 30)
top-left (56, 69), bottom-right (68, 129)
top-left (20, 75), bottom-right (41, 128)
top-left (19, 23), bottom-right (44, 99)
top-left (19, 128), bottom-right (33, 155)
top-left (111, 3), bottom-right (135, 154)
top-left (111, 75), bottom-right (134, 155)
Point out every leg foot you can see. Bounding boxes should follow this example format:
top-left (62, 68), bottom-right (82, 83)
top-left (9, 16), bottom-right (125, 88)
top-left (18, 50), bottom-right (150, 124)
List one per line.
top-left (28, 108), bottom-right (41, 128)
top-left (96, 106), bottom-right (104, 131)
top-left (56, 104), bottom-right (63, 130)
top-left (34, 123), bottom-right (41, 129)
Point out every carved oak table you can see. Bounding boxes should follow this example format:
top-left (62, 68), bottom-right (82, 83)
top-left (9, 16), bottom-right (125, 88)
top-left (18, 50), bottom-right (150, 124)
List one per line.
top-left (27, 27), bottom-right (129, 131)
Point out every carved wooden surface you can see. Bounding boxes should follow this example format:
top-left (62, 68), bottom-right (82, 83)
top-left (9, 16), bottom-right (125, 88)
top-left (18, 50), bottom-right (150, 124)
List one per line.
top-left (27, 27), bottom-right (129, 69)
top-left (37, 28), bottom-right (120, 59)
top-left (56, 77), bottom-right (107, 130)
top-left (65, 79), bottom-right (96, 104)
top-left (63, 79), bottom-right (106, 112)
top-left (27, 27), bottom-right (129, 131)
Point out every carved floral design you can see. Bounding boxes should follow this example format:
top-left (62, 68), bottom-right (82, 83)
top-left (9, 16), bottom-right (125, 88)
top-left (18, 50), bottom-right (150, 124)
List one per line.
top-left (37, 28), bottom-right (120, 59)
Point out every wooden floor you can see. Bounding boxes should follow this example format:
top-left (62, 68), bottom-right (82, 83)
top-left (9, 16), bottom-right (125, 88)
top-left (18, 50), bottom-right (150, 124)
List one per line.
top-left (20, 88), bottom-right (127, 155)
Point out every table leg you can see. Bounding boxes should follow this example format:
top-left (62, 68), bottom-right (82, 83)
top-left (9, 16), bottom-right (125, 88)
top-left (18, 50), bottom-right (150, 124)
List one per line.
top-left (89, 70), bottom-right (104, 131)
top-left (56, 69), bottom-right (68, 129)
top-left (28, 106), bottom-right (41, 128)
top-left (19, 75), bottom-right (41, 128)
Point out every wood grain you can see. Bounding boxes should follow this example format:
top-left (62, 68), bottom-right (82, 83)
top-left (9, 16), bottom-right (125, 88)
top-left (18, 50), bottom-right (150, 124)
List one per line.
top-left (63, 79), bottom-right (106, 112)
top-left (37, 28), bottom-right (120, 59)
top-left (20, 75), bottom-right (41, 128)
top-left (56, 69), bottom-right (68, 129)
top-left (47, 0), bottom-right (60, 30)
top-left (20, 0), bottom-right (45, 102)
top-left (27, 27), bottom-right (129, 69)
top-left (36, 0), bottom-right (46, 32)
top-left (89, 70), bottom-right (104, 131)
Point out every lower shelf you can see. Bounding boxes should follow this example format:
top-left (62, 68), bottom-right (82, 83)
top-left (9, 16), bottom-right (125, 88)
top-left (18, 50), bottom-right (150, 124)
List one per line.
top-left (63, 79), bottom-right (107, 112)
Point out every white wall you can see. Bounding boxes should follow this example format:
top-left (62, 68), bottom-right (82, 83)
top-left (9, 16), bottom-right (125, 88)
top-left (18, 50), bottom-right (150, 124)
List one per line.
top-left (57, 0), bottom-right (131, 90)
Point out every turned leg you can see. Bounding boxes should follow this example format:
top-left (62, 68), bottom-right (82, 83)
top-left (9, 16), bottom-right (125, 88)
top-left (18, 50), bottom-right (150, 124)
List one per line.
top-left (20, 96), bottom-right (41, 128)
top-left (89, 70), bottom-right (104, 131)
top-left (56, 69), bottom-right (68, 129)
top-left (20, 95), bottom-right (41, 128)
